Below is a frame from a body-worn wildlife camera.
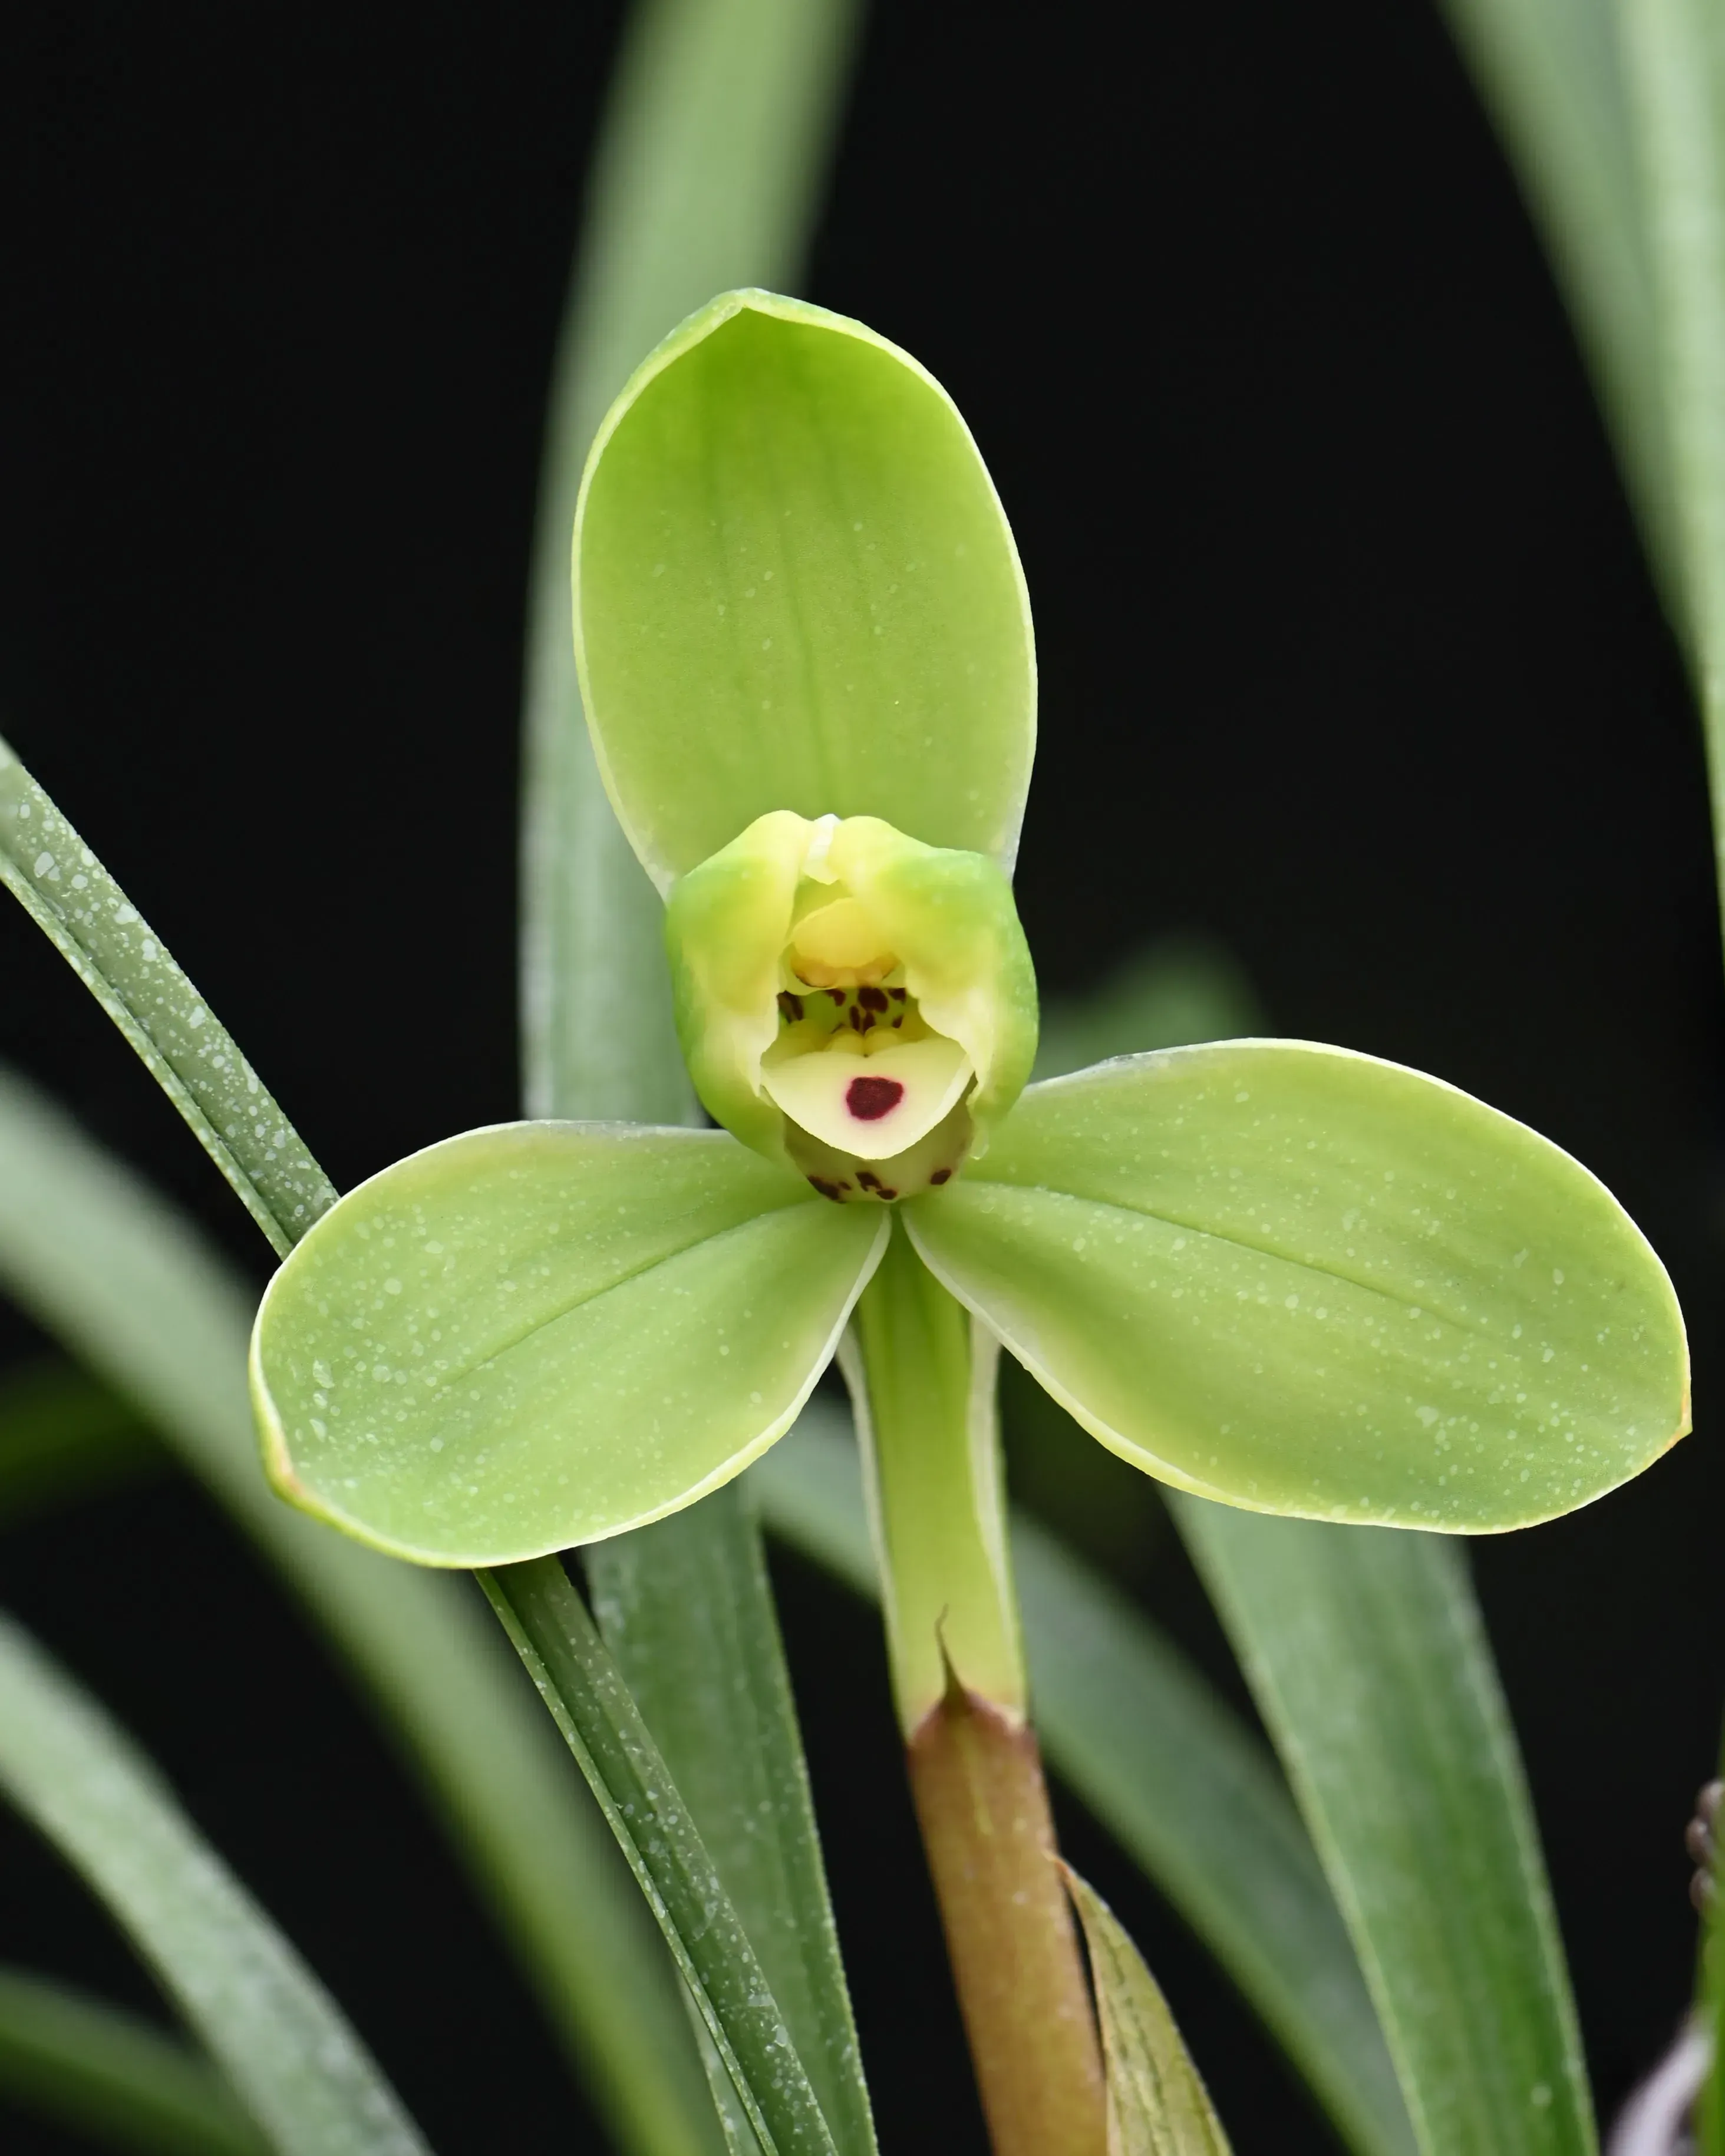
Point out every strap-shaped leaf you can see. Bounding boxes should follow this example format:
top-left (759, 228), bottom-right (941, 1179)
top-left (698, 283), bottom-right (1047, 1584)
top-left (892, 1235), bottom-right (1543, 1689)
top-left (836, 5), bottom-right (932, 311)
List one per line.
top-left (0, 1964), bottom-right (267, 2156)
top-left (252, 1121), bottom-right (885, 1565)
top-left (0, 735), bottom-right (334, 1255)
top-left (905, 1042), bottom-right (1686, 1529)
top-left (572, 290), bottom-right (1035, 887)
top-left (0, 1615), bottom-right (431, 2156)
top-left (585, 1490), bottom-right (876, 2156)
top-left (1172, 1501), bottom-right (1596, 2155)
top-left (1615, 0), bottom-right (1725, 911)
top-left (1435, 0), bottom-right (1680, 610)
top-left (483, 1557), bottom-right (840, 2156)
top-left (1060, 1868), bottom-right (1232, 2156)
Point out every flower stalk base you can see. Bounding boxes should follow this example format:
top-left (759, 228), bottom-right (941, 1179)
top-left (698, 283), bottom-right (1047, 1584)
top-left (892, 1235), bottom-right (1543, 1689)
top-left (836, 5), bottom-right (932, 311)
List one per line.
top-left (906, 1673), bottom-right (1107, 2156)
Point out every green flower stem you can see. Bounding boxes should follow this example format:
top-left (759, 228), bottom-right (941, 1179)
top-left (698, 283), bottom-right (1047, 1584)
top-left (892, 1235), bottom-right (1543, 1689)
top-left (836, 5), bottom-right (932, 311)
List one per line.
top-left (845, 1224), bottom-right (1024, 1735)
top-left (845, 1226), bottom-right (1104, 2152)
top-left (904, 1681), bottom-right (1106, 2156)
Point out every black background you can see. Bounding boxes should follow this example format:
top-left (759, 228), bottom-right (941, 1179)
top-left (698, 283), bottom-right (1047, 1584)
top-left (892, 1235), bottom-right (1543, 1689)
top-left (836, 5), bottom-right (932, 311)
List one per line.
top-left (0, 2), bottom-right (1720, 2149)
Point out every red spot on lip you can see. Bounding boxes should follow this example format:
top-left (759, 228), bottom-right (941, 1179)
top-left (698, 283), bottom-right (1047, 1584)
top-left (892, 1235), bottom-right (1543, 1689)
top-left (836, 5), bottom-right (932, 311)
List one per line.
top-left (846, 1075), bottom-right (905, 1121)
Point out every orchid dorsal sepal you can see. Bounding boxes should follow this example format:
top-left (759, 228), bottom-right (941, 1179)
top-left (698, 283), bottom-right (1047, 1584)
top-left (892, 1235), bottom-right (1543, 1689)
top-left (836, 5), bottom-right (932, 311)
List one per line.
top-left (572, 289), bottom-right (1035, 891)
top-left (665, 810), bottom-right (1038, 1200)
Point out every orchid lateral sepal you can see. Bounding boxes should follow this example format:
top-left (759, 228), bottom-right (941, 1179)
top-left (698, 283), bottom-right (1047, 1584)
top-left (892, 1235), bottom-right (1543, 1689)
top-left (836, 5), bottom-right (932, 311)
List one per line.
top-left (665, 810), bottom-right (1038, 1201)
top-left (904, 1040), bottom-right (1689, 1533)
top-left (248, 1120), bottom-right (887, 1567)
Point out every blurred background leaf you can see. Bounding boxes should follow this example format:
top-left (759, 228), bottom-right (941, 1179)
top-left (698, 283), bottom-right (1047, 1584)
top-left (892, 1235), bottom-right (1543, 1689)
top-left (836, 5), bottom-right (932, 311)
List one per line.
top-left (1175, 1504), bottom-right (1595, 2156)
top-left (1030, 937), bottom-right (1263, 1084)
top-left (0, 1966), bottom-right (266, 2156)
top-left (0, 1614), bottom-right (432, 2156)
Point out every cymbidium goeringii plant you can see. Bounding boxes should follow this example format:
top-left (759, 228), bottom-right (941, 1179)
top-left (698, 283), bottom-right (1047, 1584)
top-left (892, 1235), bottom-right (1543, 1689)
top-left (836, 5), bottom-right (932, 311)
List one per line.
top-left (249, 288), bottom-right (1688, 2152)
top-left (250, 289), bottom-right (1687, 1590)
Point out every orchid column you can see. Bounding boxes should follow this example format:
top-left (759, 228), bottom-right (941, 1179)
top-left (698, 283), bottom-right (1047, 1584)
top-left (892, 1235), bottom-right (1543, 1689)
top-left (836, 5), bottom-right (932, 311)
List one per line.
top-left (250, 290), bottom-right (1690, 2155)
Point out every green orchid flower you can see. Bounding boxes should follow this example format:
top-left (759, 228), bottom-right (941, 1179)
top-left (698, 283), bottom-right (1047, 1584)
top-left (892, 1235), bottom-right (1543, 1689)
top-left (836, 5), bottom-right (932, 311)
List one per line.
top-left (249, 290), bottom-right (1688, 1622)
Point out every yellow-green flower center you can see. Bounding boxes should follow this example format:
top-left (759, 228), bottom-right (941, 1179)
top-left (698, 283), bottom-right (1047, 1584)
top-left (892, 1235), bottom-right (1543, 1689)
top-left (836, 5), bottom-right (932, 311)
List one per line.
top-left (663, 808), bottom-right (1038, 1204)
top-left (760, 893), bottom-right (974, 1178)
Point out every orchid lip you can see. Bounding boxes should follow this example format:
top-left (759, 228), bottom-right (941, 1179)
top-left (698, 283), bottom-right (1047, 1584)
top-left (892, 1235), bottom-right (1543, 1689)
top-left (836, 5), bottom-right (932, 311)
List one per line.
top-left (759, 1034), bottom-right (974, 1160)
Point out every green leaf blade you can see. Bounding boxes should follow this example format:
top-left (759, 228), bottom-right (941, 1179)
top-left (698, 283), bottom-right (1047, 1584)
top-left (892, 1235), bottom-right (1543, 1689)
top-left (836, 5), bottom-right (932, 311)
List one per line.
top-left (1173, 1502), bottom-right (1596, 2156)
top-left (483, 1557), bottom-right (840, 2156)
top-left (250, 1120), bottom-right (885, 1564)
top-left (0, 737), bottom-right (335, 1255)
top-left (0, 1616), bottom-right (432, 2156)
top-left (0, 1965), bottom-right (268, 2156)
top-left (908, 1041), bottom-right (1687, 1529)
top-left (1060, 1867), bottom-right (1232, 2156)
top-left (572, 291), bottom-right (1035, 887)
top-left (585, 1487), bottom-right (876, 2155)
top-left (1434, 0), bottom-right (1681, 612)
top-left (1615, 0), bottom-right (1725, 930)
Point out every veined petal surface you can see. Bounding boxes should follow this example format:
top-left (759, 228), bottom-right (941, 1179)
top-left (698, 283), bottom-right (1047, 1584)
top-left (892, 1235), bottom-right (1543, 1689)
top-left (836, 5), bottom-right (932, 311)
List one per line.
top-left (905, 1042), bottom-right (1687, 1530)
top-left (252, 1123), bottom-right (885, 1564)
top-left (573, 290), bottom-right (1035, 886)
